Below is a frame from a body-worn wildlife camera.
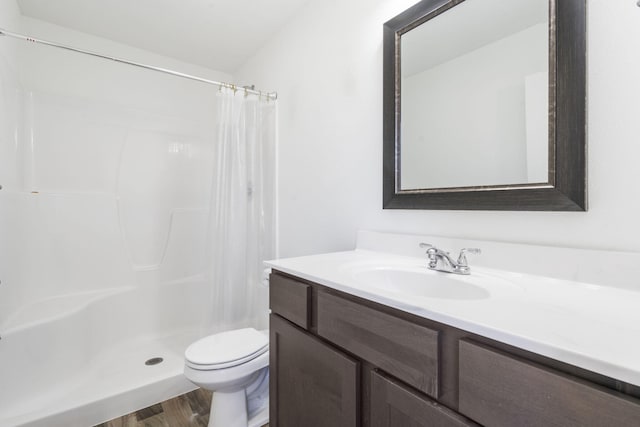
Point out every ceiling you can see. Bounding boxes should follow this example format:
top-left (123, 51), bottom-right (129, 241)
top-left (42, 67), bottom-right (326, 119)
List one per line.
top-left (17, 0), bottom-right (310, 73)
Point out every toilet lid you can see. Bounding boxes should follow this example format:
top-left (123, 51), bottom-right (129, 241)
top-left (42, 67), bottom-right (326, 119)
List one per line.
top-left (185, 328), bottom-right (268, 368)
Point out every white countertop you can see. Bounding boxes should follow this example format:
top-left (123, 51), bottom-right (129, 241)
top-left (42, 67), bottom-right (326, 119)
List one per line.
top-left (266, 241), bottom-right (640, 387)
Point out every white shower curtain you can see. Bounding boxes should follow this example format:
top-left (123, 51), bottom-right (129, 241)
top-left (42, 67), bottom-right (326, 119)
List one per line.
top-left (205, 89), bottom-right (276, 333)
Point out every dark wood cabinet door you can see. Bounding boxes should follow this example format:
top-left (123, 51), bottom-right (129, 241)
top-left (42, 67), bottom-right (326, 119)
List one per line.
top-left (371, 370), bottom-right (478, 427)
top-left (270, 314), bottom-right (360, 427)
top-left (459, 340), bottom-right (640, 427)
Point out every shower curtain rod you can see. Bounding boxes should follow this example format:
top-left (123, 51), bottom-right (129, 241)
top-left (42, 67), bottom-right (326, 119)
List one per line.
top-left (0, 27), bottom-right (277, 100)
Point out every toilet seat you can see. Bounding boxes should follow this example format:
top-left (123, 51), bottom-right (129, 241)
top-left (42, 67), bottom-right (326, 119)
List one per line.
top-left (185, 328), bottom-right (269, 371)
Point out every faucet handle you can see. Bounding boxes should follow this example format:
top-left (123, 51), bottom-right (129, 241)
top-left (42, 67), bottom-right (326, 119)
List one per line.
top-left (419, 243), bottom-right (437, 256)
top-left (457, 248), bottom-right (481, 266)
top-left (419, 243), bottom-right (438, 268)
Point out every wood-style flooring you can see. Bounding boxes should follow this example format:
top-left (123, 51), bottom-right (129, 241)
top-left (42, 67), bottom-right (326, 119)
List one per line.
top-left (95, 388), bottom-right (269, 427)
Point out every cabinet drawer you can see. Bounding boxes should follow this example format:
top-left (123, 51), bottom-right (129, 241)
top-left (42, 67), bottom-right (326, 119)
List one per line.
top-left (371, 370), bottom-right (478, 427)
top-left (459, 340), bottom-right (640, 426)
top-left (269, 274), bottom-right (311, 329)
top-left (317, 291), bottom-right (440, 397)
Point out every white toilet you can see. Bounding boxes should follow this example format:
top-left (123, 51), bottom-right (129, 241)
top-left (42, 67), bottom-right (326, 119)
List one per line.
top-left (184, 328), bottom-right (269, 427)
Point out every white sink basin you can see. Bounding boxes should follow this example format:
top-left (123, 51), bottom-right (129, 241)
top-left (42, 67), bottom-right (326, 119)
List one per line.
top-left (351, 266), bottom-right (491, 300)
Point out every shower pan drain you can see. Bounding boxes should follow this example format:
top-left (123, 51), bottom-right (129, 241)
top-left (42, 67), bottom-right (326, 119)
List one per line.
top-left (145, 357), bottom-right (164, 366)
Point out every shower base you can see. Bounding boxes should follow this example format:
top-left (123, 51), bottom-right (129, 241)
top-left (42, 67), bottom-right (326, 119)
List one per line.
top-left (0, 330), bottom-right (199, 427)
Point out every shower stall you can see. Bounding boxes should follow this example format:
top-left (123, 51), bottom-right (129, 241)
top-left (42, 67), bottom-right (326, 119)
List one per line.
top-left (0, 20), bottom-right (275, 427)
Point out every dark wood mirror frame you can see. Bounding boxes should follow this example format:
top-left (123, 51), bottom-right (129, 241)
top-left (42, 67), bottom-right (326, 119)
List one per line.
top-left (383, 0), bottom-right (586, 211)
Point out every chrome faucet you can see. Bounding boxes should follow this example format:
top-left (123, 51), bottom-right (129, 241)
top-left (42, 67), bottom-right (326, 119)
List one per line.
top-left (419, 243), bottom-right (481, 275)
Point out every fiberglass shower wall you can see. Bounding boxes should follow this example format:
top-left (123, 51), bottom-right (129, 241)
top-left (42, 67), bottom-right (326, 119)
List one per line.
top-left (0, 31), bottom-right (25, 326)
top-left (0, 18), bottom-right (231, 335)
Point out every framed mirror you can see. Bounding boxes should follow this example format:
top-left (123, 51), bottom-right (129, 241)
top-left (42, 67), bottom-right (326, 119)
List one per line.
top-left (383, 0), bottom-right (586, 211)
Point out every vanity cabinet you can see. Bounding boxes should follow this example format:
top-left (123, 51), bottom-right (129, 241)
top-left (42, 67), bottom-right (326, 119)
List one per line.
top-left (269, 271), bottom-right (640, 427)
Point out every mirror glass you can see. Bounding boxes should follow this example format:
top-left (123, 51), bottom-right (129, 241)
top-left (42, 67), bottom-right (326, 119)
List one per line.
top-left (399, 0), bottom-right (549, 191)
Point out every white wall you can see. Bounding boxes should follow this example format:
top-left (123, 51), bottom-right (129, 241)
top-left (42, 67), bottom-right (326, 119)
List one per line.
top-left (0, 0), bottom-right (20, 29)
top-left (236, 0), bottom-right (640, 257)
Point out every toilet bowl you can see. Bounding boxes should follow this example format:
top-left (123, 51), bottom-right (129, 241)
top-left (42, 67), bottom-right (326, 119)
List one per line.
top-left (184, 328), bottom-right (269, 427)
